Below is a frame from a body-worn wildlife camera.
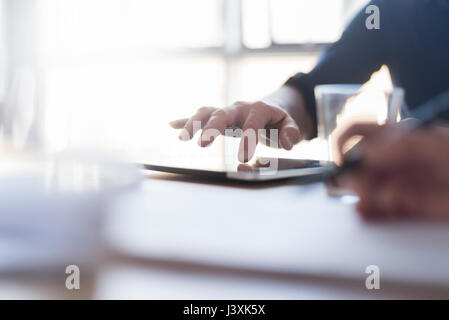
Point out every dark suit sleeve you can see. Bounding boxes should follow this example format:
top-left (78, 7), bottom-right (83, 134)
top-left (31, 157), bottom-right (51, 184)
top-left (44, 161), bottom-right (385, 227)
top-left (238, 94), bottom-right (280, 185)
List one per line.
top-left (285, 0), bottom-right (388, 137)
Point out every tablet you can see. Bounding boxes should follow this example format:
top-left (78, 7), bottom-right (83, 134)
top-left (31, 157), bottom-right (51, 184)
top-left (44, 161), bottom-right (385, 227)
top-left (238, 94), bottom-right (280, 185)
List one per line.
top-left (140, 157), bottom-right (334, 182)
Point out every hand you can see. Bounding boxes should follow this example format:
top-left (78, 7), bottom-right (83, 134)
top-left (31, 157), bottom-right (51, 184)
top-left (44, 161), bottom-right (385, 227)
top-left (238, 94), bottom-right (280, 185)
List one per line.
top-left (170, 100), bottom-right (302, 162)
top-left (337, 122), bottom-right (449, 220)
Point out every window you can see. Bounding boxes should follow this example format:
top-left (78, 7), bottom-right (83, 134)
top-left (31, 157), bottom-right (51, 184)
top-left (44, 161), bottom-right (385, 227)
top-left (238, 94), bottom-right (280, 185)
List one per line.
top-left (34, 0), bottom-right (227, 155)
top-left (2, 0), bottom-right (373, 160)
top-left (243, 0), bottom-right (369, 48)
top-left (37, 0), bottom-right (224, 56)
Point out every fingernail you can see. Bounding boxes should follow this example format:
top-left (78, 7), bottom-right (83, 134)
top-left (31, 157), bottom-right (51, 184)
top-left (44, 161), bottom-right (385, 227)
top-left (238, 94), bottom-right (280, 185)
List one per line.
top-left (238, 151), bottom-right (246, 163)
top-left (179, 130), bottom-right (190, 141)
top-left (199, 136), bottom-right (214, 147)
top-left (285, 136), bottom-right (293, 150)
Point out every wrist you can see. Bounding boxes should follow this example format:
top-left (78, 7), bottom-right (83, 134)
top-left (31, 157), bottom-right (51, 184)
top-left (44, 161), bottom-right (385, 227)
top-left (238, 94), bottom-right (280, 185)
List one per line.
top-left (264, 86), bottom-right (314, 140)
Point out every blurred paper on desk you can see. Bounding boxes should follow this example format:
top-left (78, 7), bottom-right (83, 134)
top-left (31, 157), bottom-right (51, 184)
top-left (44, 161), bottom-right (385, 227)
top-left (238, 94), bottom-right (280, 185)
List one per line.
top-left (0, 150), bottom-right (142, 274)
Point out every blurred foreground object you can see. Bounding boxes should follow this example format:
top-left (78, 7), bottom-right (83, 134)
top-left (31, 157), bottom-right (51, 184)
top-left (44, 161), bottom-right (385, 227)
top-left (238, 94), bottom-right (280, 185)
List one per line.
top-left (337, 123), bottom-right (449, 220)
top-left (0, 150), bottom-right (142, 274)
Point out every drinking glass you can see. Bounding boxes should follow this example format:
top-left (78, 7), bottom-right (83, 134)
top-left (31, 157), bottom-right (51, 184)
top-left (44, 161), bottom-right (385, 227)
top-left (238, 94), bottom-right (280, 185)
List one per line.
top-left (315, 84), bottom-right (404, 163)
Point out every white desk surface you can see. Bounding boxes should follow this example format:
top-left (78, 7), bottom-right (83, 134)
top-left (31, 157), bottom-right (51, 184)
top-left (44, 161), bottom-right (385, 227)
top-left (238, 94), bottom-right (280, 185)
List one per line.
top-left (2, 172), bottom-right (449, 299)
